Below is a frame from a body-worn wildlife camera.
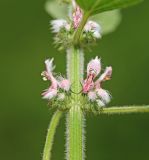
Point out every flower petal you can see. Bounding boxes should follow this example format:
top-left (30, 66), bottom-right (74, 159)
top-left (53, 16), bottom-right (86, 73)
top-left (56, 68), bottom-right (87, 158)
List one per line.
top-left (96, 88), bottom-right (111, 104)
top-left (42, 88), bottom-right (57, 100)
top-left (87, 56), bottom-right (101, 78)
top-left (99, 66), bottom-right (112, 82)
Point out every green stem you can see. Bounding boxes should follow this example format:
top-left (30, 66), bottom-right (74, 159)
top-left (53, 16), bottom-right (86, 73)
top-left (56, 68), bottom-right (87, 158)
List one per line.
top-left (42, 110), bottom-right (63, 160)
top-left (87, 106), bottom-right (149, 115)
top-left (73, 11), bottom-right (90, 46)
top-left (66, 47), bottom-right (85, 160)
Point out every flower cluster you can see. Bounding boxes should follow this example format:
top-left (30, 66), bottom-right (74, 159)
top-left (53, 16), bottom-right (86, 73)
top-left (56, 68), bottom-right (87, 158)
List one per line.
top-left (41, 57), bottom-right (112, 108)
top-left (50, 3), bottom-right (102, 49)
top-left (82, 57), bottom-right (112, 107)
top-left (41, 58), bottom-right (70, 101)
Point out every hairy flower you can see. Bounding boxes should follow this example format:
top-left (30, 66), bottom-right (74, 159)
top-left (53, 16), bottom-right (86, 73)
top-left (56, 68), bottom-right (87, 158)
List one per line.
top-left (82, 78), bottom-right (94, 94)
top-left (82, 57), bottom-right (112, 107)
top-left (82, 57), bottom-right (101, 93)
top-left (87, 56), bottom-right (101, 77)
top-left (96, 88), bottom-right (111, 104)
top-left (42, 88), bottom-right (57, 100)
top-left (98, 66), bottom-right (112, 82)
top-left (41, 59), bottom-right (58, 100)
top-left (84, 21), bottom-right (102, 38)
top-left (51, 19), bottom-right (71, 33)
top-left (41, 58), bottom-right (70, 101)
top-left (58, 77), bottom-right (70, 91)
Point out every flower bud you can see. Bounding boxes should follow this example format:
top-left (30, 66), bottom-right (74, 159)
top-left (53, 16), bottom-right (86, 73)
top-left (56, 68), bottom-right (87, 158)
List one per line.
top-left (72, 6), bottom-right (83, 29)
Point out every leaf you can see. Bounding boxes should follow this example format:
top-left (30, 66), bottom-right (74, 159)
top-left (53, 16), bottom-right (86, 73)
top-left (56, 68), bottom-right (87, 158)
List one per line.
top-left (76, 0), bottom-right (143, 15)
top-left (90, 10), bottom-right (122, 35)
top-left (45, 0), bottom-right (68, 19)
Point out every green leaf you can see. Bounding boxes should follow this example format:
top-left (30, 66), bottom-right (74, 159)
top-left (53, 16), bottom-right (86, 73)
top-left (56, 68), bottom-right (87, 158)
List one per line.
top-left (76, 0), bottom-right (143, 15)
top-left (45, 0), bottom-right (68, 19)
top-left (90, 10), bottom-right (122, 35)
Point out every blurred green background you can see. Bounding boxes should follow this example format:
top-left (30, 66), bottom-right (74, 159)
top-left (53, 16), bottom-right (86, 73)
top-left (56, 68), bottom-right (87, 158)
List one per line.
top-left (0, 0), bottom-right (149, 160)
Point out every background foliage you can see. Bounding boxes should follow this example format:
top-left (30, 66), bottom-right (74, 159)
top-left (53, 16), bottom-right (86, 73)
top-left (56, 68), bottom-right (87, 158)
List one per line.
top-left (0, 0), bottom-right (149, 160)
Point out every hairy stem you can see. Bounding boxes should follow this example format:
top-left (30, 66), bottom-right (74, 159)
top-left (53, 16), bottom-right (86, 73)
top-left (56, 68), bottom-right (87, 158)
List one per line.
top-left (66, 47), bottom-right (85, 160)
top-left (86, 105), bottom-right (149, 115)
top-left (42, 110), bottom-right (63, 160)
top-left (100, 105), bottom-right (149, 114)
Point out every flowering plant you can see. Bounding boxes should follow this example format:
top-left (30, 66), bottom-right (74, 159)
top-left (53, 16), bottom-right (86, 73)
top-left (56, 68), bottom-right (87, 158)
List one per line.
top-left (41, 0), bottom-right (149, 160)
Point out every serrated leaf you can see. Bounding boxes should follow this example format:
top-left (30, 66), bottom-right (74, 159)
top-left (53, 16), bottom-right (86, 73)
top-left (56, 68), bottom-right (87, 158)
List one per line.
top-left (76, 0), bottom-right (143, 15)
top-left (90, 10), bottom-right (122, 35)
top-left (45, 0), bottom-right (68, 19)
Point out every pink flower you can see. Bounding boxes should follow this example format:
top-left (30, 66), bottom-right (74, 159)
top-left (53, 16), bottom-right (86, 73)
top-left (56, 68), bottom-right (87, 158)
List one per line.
top-left (95, 66), bottom-right (112, 88)
top-left (82, 57), bottom-right (101, 93)
top-left (42, 88), bottom-right (57, 100)
top-left (41, 59), bottom-right (58, 100)
top-left (82, 76), bottom-right (94, 93)
top-left (84, 21), bottom-right (102, 39)
top-left (41, 58), bottom-right (71, 100)
top-left (96, 88), bottom-right (111, 104)
top-left (72, 6), bottom-right (83, 29)
top-left (82, 57), bottom-right (112, 106)
top-left (87, 56), bottom-right (101, 78)
top-left (98, 66), bottom-right (112, 82)
top-left (58, 78), bottom-right (70, 91)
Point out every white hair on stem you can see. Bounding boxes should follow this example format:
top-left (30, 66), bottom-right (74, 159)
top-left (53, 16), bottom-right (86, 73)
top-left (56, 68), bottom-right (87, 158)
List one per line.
top-left (65, 113), bottom-right (70, 160)
top-left (82, 114), bottom-right (86, 160)
top-left (79, 49), bottom-right (84, 82)
top-left (66, 48), bottom-right (72, 80)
